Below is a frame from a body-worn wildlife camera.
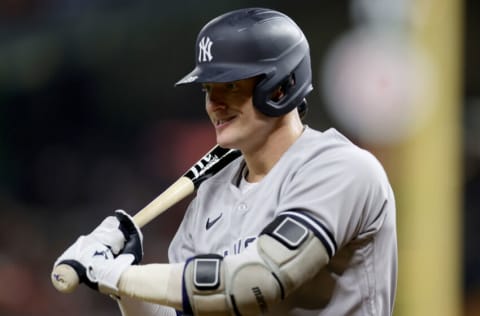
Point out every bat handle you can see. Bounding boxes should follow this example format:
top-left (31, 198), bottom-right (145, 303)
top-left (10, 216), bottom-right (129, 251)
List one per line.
top-left (51, 264), bottom-right (80, 293)
top-left (51, 176), bottom-right (196, 294)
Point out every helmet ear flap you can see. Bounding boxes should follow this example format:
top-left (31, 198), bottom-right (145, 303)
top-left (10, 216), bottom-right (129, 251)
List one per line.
top-left (253, 55), bottom-right (313, 117)
top-left (253, 74), bottom-right (297, 116)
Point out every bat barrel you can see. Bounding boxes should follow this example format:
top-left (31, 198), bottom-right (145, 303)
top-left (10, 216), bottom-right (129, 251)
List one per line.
top-left (133, 177), bottom-right (195, 228)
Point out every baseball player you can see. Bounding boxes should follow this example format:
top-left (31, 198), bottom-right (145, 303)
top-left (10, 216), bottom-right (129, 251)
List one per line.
top-left (54, 7), bottom-right (398, 316)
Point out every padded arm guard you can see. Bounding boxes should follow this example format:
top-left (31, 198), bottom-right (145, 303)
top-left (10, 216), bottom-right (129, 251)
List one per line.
top-left (182, 211), bottom-right (332, 315)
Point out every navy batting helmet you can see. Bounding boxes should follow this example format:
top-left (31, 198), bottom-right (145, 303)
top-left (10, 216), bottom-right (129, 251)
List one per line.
top-left (175, 8), bottom-right (313, 117)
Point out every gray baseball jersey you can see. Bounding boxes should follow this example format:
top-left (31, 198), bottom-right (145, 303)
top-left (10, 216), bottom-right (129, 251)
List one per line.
top-left (168, 126), bottom-right (397, 316)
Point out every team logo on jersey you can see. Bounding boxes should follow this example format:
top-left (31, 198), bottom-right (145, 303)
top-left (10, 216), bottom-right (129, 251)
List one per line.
top-left (206, 213), bottom-right (223, 230)
top-left (222, 236), bottom-right (257, 257)
top-left (198, 36), bottom-right (213, 62)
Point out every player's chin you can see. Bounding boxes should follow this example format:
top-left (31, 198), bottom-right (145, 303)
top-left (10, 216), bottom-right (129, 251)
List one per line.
top-left (215, 133), bottom-right (239, 150)
top-left (216, 138), bottom-right (235, 149)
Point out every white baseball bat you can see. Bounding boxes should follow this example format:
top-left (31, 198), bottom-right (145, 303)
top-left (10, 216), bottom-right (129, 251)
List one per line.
top-left (51, 145), bottom-right (241, 293)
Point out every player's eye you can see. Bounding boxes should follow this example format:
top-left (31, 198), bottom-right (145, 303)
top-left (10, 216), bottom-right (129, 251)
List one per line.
top-left (226, 82), bottom-right (237, 90)
top-left (202, 82), bottom-right (238, 94)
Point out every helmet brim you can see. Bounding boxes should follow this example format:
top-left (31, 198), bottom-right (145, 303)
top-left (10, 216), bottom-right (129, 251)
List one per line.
top-left (175, 63), bottom-right (268, 86)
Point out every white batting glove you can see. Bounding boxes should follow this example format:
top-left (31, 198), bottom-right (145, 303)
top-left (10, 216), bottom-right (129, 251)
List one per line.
top-left (54, 210), bottom-right (143, 293)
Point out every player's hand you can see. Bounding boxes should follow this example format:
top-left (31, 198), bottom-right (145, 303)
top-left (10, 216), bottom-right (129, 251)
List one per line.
top-left (54, 210), bottom-right (143, 293)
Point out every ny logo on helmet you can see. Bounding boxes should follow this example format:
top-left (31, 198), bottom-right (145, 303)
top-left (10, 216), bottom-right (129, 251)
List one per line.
top-left (198, 36), bottom-right (213, 62)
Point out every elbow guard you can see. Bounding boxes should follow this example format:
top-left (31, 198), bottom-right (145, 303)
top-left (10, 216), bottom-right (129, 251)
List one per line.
top-left (182, 211), bottom-right (333, 315)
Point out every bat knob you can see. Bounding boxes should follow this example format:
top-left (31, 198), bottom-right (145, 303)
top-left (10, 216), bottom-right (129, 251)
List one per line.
top-left (51, 264), bottom-right (80, 293)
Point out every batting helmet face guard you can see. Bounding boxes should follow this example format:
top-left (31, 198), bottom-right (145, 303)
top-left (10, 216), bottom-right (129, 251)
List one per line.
top-left (176, 8), bottom-right (313, 117)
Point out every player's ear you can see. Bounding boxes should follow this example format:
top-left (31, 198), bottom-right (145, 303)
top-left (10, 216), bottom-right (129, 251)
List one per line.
top-left (269, 75), bottom-right (295, 102)
top-left (270, 87), bottom-right (284, 102)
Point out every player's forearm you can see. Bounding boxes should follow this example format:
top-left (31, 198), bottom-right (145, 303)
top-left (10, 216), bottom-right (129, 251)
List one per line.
top-left (117, 211), bottom-right (331, 315)
top-left (117, 294), bottom-right (177, 316)
top-left (117, 263), bottom-right (184, 311)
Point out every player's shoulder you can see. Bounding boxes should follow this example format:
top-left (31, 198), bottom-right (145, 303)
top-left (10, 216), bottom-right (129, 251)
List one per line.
top-left (301, 126), bottom-right (355, 150)
top-left (299, 126), bottom-right (388, 179)
top-left (296, 126), bottom-right (363, 159)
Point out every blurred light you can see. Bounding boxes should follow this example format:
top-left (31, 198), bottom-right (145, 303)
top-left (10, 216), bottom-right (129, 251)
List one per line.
top-left (321, 27), bottom-right (435, 145)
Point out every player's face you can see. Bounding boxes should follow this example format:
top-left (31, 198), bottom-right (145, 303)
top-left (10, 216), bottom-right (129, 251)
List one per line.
top-left (204, 77), bottom-right (276, 152)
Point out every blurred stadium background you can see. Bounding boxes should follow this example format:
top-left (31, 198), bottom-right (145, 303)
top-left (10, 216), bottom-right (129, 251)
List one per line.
top-left (0, 0), bottom-right (476, 315)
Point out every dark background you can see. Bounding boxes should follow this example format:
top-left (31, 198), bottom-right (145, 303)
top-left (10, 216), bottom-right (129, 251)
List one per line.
top-left (0, 1), bottom-right (477, 315)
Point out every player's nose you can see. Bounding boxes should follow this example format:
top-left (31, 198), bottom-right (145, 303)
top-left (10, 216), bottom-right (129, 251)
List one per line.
top-left (206, 89), bottom-right (228, 111)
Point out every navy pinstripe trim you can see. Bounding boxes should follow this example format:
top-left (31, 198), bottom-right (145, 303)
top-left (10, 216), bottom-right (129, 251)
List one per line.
top-left (279, 210), bottom-right (337, 258)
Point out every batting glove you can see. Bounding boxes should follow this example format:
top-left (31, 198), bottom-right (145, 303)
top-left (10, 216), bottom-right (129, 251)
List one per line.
top-left (54, 210), bottom-right (143, 293)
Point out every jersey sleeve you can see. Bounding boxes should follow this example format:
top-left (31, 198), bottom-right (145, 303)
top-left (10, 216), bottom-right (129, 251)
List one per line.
top-left (279, 145), bottom-right (393, 254)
